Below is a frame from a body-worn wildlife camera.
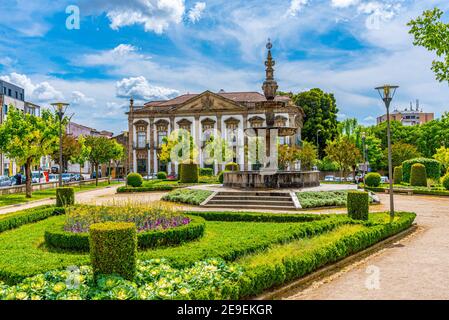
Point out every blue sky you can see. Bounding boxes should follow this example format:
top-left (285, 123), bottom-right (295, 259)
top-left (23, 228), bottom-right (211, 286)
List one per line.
top-left (0, 0), bottom-right (448, 134)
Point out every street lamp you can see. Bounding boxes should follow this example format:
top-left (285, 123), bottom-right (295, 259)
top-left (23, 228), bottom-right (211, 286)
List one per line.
top-left (361, 132), bottom-right (366, 180)
top-left (316, 129), bottom-right (322, 159)
top-left (375, 84), bottom-right (399, 219)
top-left (51, 102), bottom-right (69, 187)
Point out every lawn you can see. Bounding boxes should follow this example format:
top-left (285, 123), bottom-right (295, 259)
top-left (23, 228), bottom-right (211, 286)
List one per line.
top-left (0, 181), bottom-right (121, 207)
top-left (0, 204), bottom-right (416, 299)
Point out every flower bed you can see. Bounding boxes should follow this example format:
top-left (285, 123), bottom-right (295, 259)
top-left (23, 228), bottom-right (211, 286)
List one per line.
top-left (44, 203), bottom-right (205, 251)
top-left (162, 189), bottom-right (213, 205)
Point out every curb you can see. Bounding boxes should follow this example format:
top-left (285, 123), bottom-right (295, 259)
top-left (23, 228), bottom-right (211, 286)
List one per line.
top-left (253, 223), bottom-right (419, 300)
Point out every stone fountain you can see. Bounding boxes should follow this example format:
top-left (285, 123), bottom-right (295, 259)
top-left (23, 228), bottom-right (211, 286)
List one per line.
top-left (223, 40), bottom-right (320, 189)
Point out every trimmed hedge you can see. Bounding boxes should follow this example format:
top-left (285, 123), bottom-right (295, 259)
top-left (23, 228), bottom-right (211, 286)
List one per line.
top-left (56, 187), bottom-right (75, 207)
top-left (225, 162), bottom-right (239, 171)
top-left (162, 189), bottom-right (212, 205)
top-left (443, 173), bottom-right (449, 191)
top-left (157, 171), bottom-right (167, 179)
top-left (89, 222), bottom-right (137, 280)
top-left (0, 206), bottom-right (64, 233)
top-left (199, 167), bottom-right (214, 176)
top-left (237, 212), bottom-right (416, 298)
top-left (218, 170), bottom-right (228, 184)
top-left (180, 163), bottom-right (199, 183)
top-left (365, 172), bottom-right (381, 187)
top-left (393, 166), bottom-right (402, 184)
top-left (187, 211), bottom-right (330, 223)
top-left (347, 191), bottom-right (369, 221)
top-left (403, 158), bottom-right (441, 182)
top-left (127, 173), bottom-right (143, 187)
top-left (410, 163), bottom-right (427, 187)
top-left (45, 215), bottom-right (206, 251)
top-left (117, 185), bottom-right (175, 193)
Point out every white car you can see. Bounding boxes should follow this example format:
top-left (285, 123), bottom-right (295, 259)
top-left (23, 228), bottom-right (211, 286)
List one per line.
top-left (31, 171), bottom-right (46, 183)
top-left (381, 176), bottom-right (390, 184)
top-left (324, 175), bottom-right (335, 182)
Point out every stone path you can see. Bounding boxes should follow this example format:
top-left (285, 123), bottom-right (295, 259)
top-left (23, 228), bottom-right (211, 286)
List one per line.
top-left (286, 193), bottom-right (449, 300)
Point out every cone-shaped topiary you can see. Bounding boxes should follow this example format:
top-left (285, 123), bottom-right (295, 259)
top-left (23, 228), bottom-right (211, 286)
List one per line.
top-left (393, 166), bottom-right (402, 184)
top-left (89, 222), bottom-right (137, 280)
top-left (410, 163), bottom-right (427, 187)
top-left (126, 173), bottom-right (143, 187)
top-left (364, 172), bottom-right (381, 187)
top-left (56, 187), bottom-right (75, 207)
top-left (180, 163), bottom-right (199, 183)
top-left (347, 191), bottom-right (369, 220)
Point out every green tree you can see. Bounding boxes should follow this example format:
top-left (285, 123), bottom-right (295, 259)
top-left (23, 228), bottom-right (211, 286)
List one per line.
top-left (278, 145), bottom-right (297, 170)
top-left (69, 135), bottom-right (91, 183)
top-left (292, 88), bottom-right (339, 158)
top-left (85, 136), bottom-right (114, 186)
top-left (50, 134), bottom-right (81, 172)
top-left (296, 141), bottom-right (317, 171)
top-left (408, 8), bottom-right (449, 83)
top-left (385, 142), bottom-right (422, 168)
top-left (416, 114), bottom-right (449, 157)
top-left (159, 130), bottom-right (198, 164)
top-left (110, 140), bottom-right (126, 182)
top-left (0, 106), bottom-right (59, 197)
top-left (434, 146), bottom-right (449, 171)
top-left (325, 136), bottom-right (362, 180)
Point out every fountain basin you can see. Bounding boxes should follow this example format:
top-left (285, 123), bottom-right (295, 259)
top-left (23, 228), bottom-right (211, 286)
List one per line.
top-left (223, 170), bottom-right (320, 189)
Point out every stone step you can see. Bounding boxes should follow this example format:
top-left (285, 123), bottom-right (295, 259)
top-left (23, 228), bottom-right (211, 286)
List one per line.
top-left (216, 192), bottom-right (290, 197)
top-left (203, 204), bottom-right (297, 210)
top-left (207, 199), bottom-right (295, 206)
top-left (213, 195), bottom-right (292, 201)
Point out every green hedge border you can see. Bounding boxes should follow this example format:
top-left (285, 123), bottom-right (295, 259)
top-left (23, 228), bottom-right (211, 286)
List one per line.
top-left (186, 211), bottom-right (330, 223)
top-left (117, 185), bottom-right (176, 193)
top-left (365, 186), bottom-right (449, 197)
top-left (238, 212), bottom-right (416, 298)
top-left (0, 206), bottom-right (65, 233)
top-left (44, 215), bottom-right (206, 251)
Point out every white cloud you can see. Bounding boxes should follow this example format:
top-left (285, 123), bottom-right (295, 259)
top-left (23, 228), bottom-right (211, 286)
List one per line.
top-left (71, 90), bottom-right (95, 105)
top-left (331, 0), bottom-right (359, 8)
top-left (116, 76), bottom-right (179, 101)
top-left (188, 2), bottom-right (206, 23)
top-left (286, 0), bottom-right (308, 17)
top-left (0, 72), bottom-right (64, 103)
top-left (106, 0), bottom-right (185, 34)
top-left (80, 44), bottom-right (147, 66)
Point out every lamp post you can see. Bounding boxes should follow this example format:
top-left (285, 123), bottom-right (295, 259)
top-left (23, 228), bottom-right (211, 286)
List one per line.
top-left (51, 102), bottom-right (69, 187)
top-left (375, 85), bottom-right (399, 219)
top-left (316, 129), bottom-right (321, 159)
top-left (361, 132), bottom-right (366, 181)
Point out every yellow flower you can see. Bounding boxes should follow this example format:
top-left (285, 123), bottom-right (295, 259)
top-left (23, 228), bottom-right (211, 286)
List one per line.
top-left (53, 282), bottom-right (66, 293)
top-left (15, 292), bottom-right (28, 300)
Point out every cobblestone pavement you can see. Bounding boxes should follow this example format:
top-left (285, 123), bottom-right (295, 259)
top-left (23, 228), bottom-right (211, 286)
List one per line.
top-left (286, 194), bottom-right (449, 300)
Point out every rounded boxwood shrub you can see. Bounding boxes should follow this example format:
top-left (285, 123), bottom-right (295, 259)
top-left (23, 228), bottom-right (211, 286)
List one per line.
top-left (410, 163), bottom-right (427, 187)
top-left (56, 187), bottom-right (75, 207)
top-left (199, 167), bottom-right (214, 176)
top-left (393, 166), bottom-right (402, 184)
top-left (364, 172), bottom-right (381, 187)
top-left (126, 173), bottom-right (143, 187)
top-left (45, 215), bottom-right (205, 251)
top-left (180, 163), bottom-right (199, 183)
top-left (157, 171), bottom-right (167, 180)
top-left (89, 222), bottom-right (137, 280)
top-left (442, 173), bottom-right (449, 191)
top-left (225, 162), bottom-right (239, 171)
top-left (347, 191), bottom-right (369, 221)
top-left (402, 158), bottom-right (441, 182)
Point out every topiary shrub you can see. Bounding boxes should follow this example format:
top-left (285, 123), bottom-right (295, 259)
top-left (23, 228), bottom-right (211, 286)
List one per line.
top-left (402, 158), bottom-right (441, 182)
top-left (410, 163), bottom-right (427, 187)
top-left (393, 166), bottom-right (402, 184)
top-left (442, 173), bottom-right (449, 191)
top-left (126, 173), bottom-right (143, 187)
top-left (180, 163), bottom-right (199, 183)
top-left (225, 162), bottom-right (239, 171)
top-left (157, 171), bottom-right (167, 180)
top-left (364, 172), bottom-right (381, 187)
top-left (56, 187), bottom-right (75, 207)
top-left (199, 167), bottom-right (214, 176)
top-left (89, 222), bottom-right (137, 281)
top-left (347, 191), bottom-right (369, 221)
top-left (218, 170), bottom-right (229, 184)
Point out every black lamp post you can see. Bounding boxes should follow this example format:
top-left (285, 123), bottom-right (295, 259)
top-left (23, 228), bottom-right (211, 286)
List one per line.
top-left (51, 102), bottom-right (69, 187)
top-left (361, 132), bottom-right (366, 180)
top-left (375, 85), bottom-right (399, 219)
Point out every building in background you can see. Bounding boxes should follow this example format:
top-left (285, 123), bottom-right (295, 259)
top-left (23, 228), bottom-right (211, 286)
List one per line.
top-left (377, 99), bottom-right (434, 126)
top-left (111, 131), bottom-right (129, 178)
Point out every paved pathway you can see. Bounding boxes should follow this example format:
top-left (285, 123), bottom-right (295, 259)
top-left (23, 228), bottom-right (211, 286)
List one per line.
top-left (286, 193), bottom-right (449, 300)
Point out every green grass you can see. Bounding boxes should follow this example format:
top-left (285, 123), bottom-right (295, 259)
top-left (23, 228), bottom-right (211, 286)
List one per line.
top-left (0, 181), bottom-right (121, 207)
top-left (162, 189), bottom-right (213, 205)
top-left (0, 214), bottom-right (346, 284)
top-left (297, 191), bottom-right (348, 208)
top-left (142, 176), bottom-right (219, 188)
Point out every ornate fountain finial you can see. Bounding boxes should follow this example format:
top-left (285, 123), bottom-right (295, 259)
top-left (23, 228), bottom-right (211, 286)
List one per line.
top-left (262, 38), bottom-right (278, 100)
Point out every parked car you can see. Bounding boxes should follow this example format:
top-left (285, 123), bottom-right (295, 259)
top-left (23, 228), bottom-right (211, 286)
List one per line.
top-left (31, 171), bottom-right (47, 184)
top-left (48, 174), bottom-right (59, 182)
top-left (381, 176), bottom-right (390, 184)
top-left (334, 177), bottom-right (342, 182)
top-left (324, 175), bottom-right (335, 182)
top-left (91, 171), bottom-right (102, 179)
top-left (71, 173), bottom-right (84, 181)
top-left (61, 173), bottom-right (72, 183)
top-left (0, 175), bottom-right (12, 187)
top-left (143, 174), bottom-right (157, 180)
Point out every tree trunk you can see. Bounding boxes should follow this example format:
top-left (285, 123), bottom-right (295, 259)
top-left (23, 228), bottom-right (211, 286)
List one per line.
top-left (79, 164), bottom-right (83, 189)
top-left (95, 163), bottom-right (99, 186)
top-left (25, 159), bottom-right (32, 198)
top-left (108, 162), bottom-right (111, 185)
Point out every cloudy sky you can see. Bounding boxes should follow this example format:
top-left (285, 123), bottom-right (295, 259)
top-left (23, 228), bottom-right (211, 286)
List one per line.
top-left (0, 0), bottom-right (448, 134)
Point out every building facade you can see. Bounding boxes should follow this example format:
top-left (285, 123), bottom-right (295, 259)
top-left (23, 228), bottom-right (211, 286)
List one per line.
top-left (127, 42), bottom-right (304, 176)
top-left (377, 100), bottom-right (434, 126)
